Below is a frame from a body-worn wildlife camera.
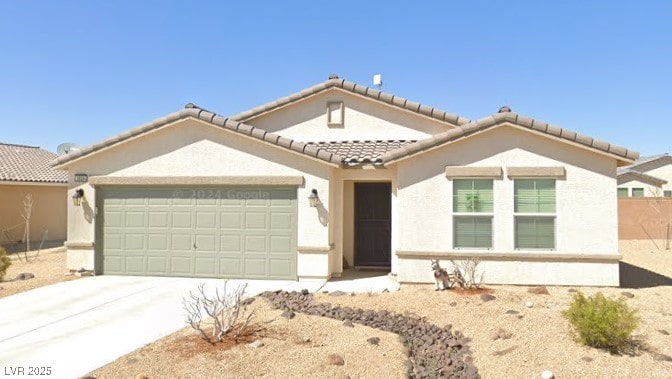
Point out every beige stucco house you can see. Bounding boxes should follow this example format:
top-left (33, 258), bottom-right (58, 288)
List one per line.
top-left (1, 143), bottom-right (68, 246)
top-left (52, 76), bottom-right (638, 286)
top-left (617, 154), bottom-right (671, 197)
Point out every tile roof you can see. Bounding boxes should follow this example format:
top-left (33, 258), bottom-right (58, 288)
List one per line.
top-left (618, 153), bottom-right (671, 174)
top-left (306, 140), bottom-right (417, 166)
top-left (616, 169), bottom-right (667, 185)
top-left (0, 143), bottom-right (68, 183)
top-left (380, 111), bottom-right (639, 164)
top-left (230, 76), bottom-right (471, 127)
top-left (51, 104), bottom-right (346, 168)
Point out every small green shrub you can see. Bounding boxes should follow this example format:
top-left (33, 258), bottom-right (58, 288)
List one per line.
top-left (0, 247), bottom-right (11, 281)
top-left (562, 291), bottom-right (640, 353)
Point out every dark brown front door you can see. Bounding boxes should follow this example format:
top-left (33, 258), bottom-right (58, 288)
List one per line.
top-left (354, 182), bottom-right (391, 267)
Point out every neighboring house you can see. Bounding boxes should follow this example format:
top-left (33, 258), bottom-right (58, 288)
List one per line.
top-left (0, 143), bottom-right (68, 246)
top-left (617, 154), bottom-right (672, 197)
top-left (52, 76), bottom-right (638, 286)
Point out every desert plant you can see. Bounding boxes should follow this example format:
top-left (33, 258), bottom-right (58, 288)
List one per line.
top-left (0, 247), bottom-right (11, 281)
top-left (183, 281), bottom-right (254, 343)
top-left (562, 291), bottom-right (640, 353)
top-left (450, 257), bottom-right (484, 289)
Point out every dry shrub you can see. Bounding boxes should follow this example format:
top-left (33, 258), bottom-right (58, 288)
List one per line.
top-left (183, 281), bottom-right (255, 344)
top-left (563, 291), bottom-right (640, 354)
top-left (0, 247), bottom-right (11, 281)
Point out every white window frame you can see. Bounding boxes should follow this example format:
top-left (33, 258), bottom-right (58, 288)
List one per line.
top-left (452, 178), bottom-right (494, 250)
top-left (513, 178), bottom-right (556, 250)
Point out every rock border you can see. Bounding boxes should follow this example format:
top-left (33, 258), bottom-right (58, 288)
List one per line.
top-left (261, 290), bottom-right (479, 379)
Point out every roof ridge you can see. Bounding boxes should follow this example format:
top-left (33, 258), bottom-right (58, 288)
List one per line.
top-left (0, 142), bottom-right (40, 149)
top-left (51, 103), bottom-right (346, 168)
top-left (229, 77), bottom-right (470, 126)
top-left (380, 111), bottom-right (638, 164)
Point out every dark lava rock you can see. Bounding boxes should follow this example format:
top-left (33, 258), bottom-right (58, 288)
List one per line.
top-left (480, 293), bottom-right (496, 302)
top-left (281, 310), bottom-right (295, 319)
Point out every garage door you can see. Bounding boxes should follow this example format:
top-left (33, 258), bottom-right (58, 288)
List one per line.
top-left (96, 187), bottom-right (297, 279)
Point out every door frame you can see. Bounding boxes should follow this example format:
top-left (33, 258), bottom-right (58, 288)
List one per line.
top-left (353, 181), bottom-right (392, 268)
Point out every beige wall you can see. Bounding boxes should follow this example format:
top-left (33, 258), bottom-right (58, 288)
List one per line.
top-left (62, 118), bottom-right (332, 275)
top-left (245, 89), bottom-right (455, 141)
top-left (0, 183), bottom-right (67, 243)
top-left (618, 198), bottom-right (672, 240)
top-left (617, 178), bottom-right (662, 197)
top-left (393, 124), bottom-right (620, 285)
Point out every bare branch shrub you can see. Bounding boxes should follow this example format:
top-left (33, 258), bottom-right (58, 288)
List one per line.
top-left (0, 247), bottom-right (11, 281)
top-left (450, 257), bottom-right (484, 290)
top-left (18, 194), bottom-right (34, 262)
top-left (183, 281), bottom-right (254, 343)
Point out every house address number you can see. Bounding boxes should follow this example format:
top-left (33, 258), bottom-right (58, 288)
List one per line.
top-left (74, 173), bottom-right (88, 183)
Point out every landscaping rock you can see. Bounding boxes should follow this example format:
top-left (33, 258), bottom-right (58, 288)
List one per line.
top-left (449, 301), bottom-right (458, 307)
top-left (525, 301), bottom-right (534, 308)
top-left (367, 337), bottom-right (380, 345)
top-left (490, 328), bottom-right (513, 340)
top-left (248, 340), bottom-right (264, 348)
top-left (505, 309), bottom-right (519, 315)
top-left (657, 329), bottom-right (669, 335)
top-left (480, 293), bottom-right (496, 302)
top-left (528, 286), bottom-right (550, 295)
top-left (329, 291), bottom-right (347, 297)
top-left (281, 310), bottom-right (295, 319)
top-left (14, 272), bottom-right (35, 281)
top-left (492, 345), bottom-right (517, 356)
top-left (621, 292), bottom-right (635, 299)
top-left (541, 370), bottom-right (555, 379)
top-left (327, 354), bottom-right (345, 366)
top-left (302, 336), bottom-right (311, 343)
top-left (261, 290), bottom-right (479, 378)
top-left (301, 289), bottom-right (309, 295)
top-left (652, 352), bottom-right (672, 362)
top-left (342, 319), bottom-right (354, 328)
top-left (581, 356), bottom-right (593, 362)
top-left (568, 288), bottom-right (577, 293)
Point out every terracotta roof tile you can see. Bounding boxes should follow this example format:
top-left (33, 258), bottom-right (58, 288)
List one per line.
top-left (0, 143), bottom-right (67, 183)
top-left (306, 140), bottom-right (417, 166)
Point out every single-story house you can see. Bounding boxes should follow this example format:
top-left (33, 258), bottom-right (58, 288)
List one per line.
top-left (617, 153), bottom-right (671, 197)
top-left (0, 143), bottom-right (68, 246)
top-left (52, 76), bottom-right (638, 286)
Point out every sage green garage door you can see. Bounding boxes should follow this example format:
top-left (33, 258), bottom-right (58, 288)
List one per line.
top-left (96, 187), bottom-right (297, 279)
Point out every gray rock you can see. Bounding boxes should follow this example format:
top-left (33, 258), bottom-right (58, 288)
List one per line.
top-left (505, 309), bottom-right (519, 315)
top-left (301, 289), bottom-right (309, 295)
top-left (281, 310), bottom-right (295, 319)
top-left (568, 288), bottom-right (577, 293)
top-left (342, 319), bottom-right (354, 328)
top-left (652, 352), bottom-right (672, 362)
top-left (480, 293), bottom-right (496, 302)
top-left (327, 353), bottom-right (345, 365)
top-left (449, 301), bottom-right (458, 307)
top-left (492, 345), bottom-right (517, 356)
top-left (14, 272), bottom-right (35, 281)
top-left (527, 286), bottom-right (550, 295)
top-left (248, 340), bottom-right (264, 348)
top-left (657, 329), bottom-right (669, 335)
top-left (581, 356), bottom-right (593, 362)
top-left (490, 328), bottom-right (513, 340)
top-left (329, 291), bottom-right (347, 297)
top-left (621, 292), bottom-right (635, 298)
top-left (367, 337), bottom-right (380, 345)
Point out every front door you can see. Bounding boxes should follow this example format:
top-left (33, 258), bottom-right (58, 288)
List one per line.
top-left (354, 182), bottom-right (391, 267)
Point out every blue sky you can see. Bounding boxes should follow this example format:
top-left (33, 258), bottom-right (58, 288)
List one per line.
top-left (0, 1), bottom-right (670, 156)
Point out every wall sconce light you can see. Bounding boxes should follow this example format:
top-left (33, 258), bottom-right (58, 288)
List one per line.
top-left (72, 189), bottom-right (85, 207)
top-left (308, 189), bottom-right (320, 207)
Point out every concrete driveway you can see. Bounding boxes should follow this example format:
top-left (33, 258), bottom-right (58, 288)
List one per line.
top-left (0, 276), bottom-right (327, 379)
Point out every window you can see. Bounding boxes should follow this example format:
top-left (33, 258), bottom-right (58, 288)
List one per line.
top-left (514, 179), bottom-right (555, 249)
top-left (453, 179), bottom-right (493, 249)
top-left (664, 190), bottom-right (671, 198)
top-left (631, 188), bottom-right (644, 197)
top-left (617, 188), bottom-right (629, 198)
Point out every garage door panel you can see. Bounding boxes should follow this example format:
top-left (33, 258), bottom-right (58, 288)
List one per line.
top-left (244, 258), bottom-right (267, 276)
top-left (245, 235), bottom-right (266, 252)
top-left (170, 256), bottom-right (192, 274)
top-left (270, 259), bottom-right (293, 277)
top-left (146, 256), bottom-right (168, 273)
top-left (219, 257), bottom-right (242, 275)
top-left (99, 186), bottom-right (296, 279)
top-left (220, 211), bottom-right (243, 229)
